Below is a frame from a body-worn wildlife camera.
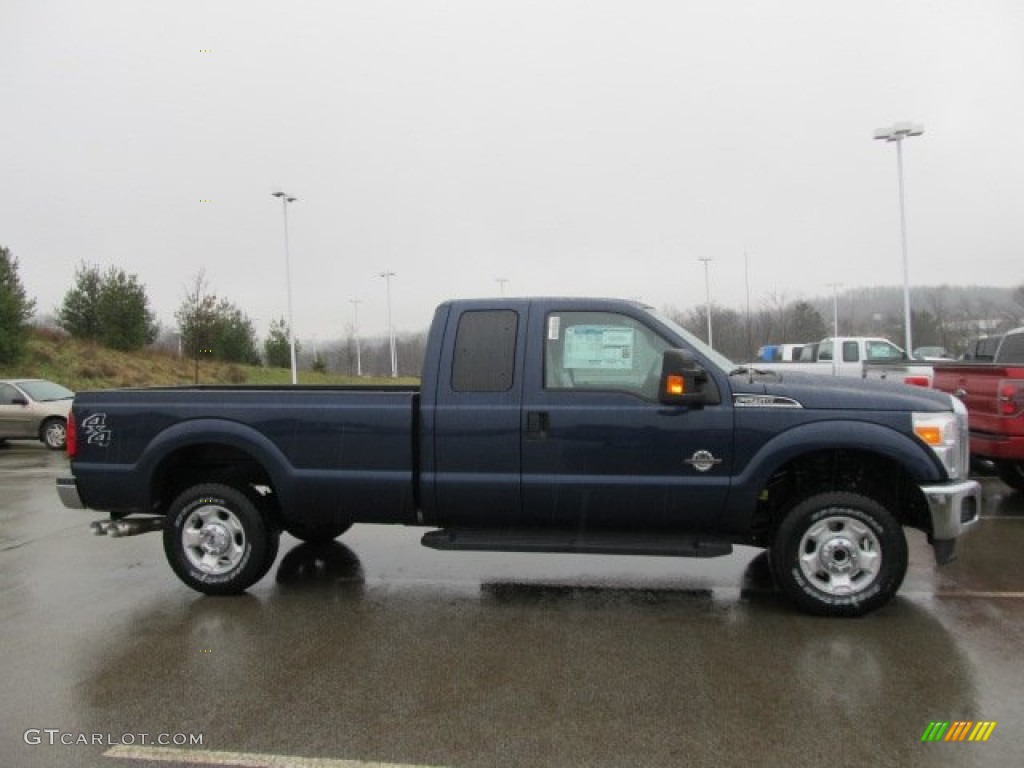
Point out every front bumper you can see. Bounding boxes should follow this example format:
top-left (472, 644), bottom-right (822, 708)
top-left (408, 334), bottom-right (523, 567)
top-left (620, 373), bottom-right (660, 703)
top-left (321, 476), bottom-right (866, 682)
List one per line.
top-left (919, 479), bottom-right (982, 564)
top-left (56, 476), bottom-right (85, 509)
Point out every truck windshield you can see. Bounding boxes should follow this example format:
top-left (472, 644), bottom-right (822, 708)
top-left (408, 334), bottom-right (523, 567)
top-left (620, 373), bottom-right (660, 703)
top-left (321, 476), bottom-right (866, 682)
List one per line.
top-left (648, 309), bottom-right (735, 372)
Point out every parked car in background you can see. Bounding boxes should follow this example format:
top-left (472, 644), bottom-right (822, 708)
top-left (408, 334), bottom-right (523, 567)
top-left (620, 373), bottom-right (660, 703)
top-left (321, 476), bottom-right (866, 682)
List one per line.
top-left (0, 379), bottom-right (75, 450)
top-left (756, 343), bottom-right (807, 362)
top-left (753, 336), bottom-right (904, 377)
top-left (931, 327), bottom-right (1024, 491)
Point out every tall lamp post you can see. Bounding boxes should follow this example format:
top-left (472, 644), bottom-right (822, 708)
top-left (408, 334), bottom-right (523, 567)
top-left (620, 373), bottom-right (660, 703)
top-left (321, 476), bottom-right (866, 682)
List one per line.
top-left (825, 281), bottom-right (842, 377)
top-left (698, 257), bottom-right (713, 349)
top-left (271, 190), bottom-right (299, 384)
top-left (349, 298), bottom-right (363, 377)
top-left (874, 121), bottom-right (924, 355)
top-left (825, 282), bottom-right (842, 339)
top-left (496, 277), bottom-right (509, 296)
top-left (380, 270), bottom-right (397, 378)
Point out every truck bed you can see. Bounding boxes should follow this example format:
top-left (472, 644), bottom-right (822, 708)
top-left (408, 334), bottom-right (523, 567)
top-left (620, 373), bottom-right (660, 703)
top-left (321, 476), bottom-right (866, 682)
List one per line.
top-left (70, 384), bottom-right (421, 525)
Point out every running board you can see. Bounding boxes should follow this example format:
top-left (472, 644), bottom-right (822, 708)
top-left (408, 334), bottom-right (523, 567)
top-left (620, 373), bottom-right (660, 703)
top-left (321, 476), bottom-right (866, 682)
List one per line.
top-left (421, 529), bottom-right (733, 558)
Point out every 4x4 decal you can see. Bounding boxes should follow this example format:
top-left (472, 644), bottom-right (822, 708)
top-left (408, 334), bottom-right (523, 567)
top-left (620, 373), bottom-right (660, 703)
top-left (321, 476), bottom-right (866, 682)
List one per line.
top-left (82, 413), bottom-right (112, 447)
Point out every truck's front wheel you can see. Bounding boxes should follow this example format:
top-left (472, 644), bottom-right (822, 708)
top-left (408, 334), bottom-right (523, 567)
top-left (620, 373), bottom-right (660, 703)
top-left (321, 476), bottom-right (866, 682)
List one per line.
top-left (770, 491), bottom-right (907, 617)
top-left (164, 483), bottom-right (280, 595)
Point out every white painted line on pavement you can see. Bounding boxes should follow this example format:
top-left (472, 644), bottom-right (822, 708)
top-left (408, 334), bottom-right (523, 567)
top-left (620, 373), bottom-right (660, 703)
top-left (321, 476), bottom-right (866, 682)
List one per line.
top-left (105, 744), bottom-right (446, 768)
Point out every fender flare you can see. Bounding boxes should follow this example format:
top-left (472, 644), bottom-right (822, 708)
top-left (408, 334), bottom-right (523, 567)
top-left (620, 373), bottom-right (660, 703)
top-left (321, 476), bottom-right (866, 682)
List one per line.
top-left (724, 419), bottom-right (943, 520)
top-left (137, 419), bottom-right (298, 512)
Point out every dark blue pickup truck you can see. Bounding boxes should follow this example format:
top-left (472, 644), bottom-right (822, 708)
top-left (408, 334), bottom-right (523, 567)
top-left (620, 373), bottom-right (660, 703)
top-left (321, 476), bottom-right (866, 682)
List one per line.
top-left (58, 298), bottom-right (981, 616)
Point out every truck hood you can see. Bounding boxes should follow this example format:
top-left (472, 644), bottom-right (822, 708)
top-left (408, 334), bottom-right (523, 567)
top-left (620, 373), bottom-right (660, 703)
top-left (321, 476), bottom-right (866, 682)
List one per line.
top-left (730, 371), bottom-right (955, 412)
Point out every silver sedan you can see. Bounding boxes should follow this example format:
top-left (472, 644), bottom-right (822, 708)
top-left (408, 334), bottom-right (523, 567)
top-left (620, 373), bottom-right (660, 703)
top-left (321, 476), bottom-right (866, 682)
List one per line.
top-left (0, 378), bottom-right (74, 450)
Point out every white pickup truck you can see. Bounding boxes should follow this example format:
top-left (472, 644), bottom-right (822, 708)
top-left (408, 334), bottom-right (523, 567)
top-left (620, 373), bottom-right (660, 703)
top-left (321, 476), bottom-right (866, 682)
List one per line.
top-left (750, 336), bottom-right (905, 378)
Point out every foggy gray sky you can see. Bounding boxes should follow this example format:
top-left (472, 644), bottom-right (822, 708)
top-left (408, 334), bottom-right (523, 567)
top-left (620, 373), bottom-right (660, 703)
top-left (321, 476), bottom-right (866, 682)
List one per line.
top-left (2, 0), bottom-right (1022, 340)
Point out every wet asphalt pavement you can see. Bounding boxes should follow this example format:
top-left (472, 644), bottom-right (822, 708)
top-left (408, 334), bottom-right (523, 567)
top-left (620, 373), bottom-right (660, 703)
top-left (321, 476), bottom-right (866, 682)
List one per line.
top-left (1, 442), bottom-right (1022, 768)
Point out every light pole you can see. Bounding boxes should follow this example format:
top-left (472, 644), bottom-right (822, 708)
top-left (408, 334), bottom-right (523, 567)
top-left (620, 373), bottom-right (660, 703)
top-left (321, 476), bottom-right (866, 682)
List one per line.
top-left (825, 282), bottom-right (842, 339)
top-left (825, 281), bottom-right (842, 376)
top-left (271, 190), bottom-right (299, 384)
top-left (496, 277), bottom-right (509, 296)
top-left (349, 298), bottom-right (363, 377)
top-left (874, 121), bottom-right (924, 355)
top-left (380, 270), bottom-right (397, 378)
top-left (698, 257), bottom-right (713, 349)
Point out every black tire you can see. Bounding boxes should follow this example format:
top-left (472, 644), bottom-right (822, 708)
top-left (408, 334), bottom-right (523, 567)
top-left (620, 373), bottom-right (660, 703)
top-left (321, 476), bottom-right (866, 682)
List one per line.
top-left (284, 521), bottom-right (353, 544)
top-left (40, 417), bottom-right (67, 450)
top-left (997, 460), bottom-right (1024, 492)
top-left (770, 491), bottom-right (907, 617)
top-left (163, 483), bottom-right (280, 595)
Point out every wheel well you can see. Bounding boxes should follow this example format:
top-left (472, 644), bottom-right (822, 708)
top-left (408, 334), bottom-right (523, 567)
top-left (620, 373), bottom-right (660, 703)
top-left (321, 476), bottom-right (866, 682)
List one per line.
top-left (152, 443), bottom-right (278, 519)
top-left (750, 448), bottom-right (931, 546)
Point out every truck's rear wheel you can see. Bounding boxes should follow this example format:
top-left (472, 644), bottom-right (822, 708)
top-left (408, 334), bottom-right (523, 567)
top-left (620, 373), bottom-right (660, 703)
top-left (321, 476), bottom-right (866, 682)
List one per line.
top-left (997, 460), bottom-right (1024, 492)
top-left (164, 483), bottom-right (280, 595)
top-left (770, 491), bottom-right (907, 617)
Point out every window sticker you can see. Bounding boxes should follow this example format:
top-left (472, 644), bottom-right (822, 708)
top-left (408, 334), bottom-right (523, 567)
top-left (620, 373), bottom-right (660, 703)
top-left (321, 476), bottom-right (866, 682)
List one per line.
top-left (563, 325), bottom-right (635, 370)
top-left (548, 315), bottom-right (561, 341)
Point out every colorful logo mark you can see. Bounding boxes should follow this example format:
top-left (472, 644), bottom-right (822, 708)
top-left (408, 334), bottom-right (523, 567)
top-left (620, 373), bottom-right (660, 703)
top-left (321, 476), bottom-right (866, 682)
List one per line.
top-left (921, 721), bottom-right (996, 743)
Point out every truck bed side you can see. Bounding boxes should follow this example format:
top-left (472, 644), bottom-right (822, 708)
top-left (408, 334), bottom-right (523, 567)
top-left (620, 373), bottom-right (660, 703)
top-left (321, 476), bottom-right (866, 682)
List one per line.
top-left (70, 386), bottom-right (420, 528)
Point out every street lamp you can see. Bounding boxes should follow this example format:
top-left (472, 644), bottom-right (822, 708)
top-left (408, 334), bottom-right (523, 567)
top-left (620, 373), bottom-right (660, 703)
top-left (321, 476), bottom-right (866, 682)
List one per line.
top-left (496, 277), bottom-right (509, 296)
top-left (874, 121), bottom-right (924, 355)
top-left (825, 281), bottom-right (842, 377)
top-left (380, 270), bottom-right (397, 378)
top-left (349, 298), bottom-right (363, 377)
top-left (697, 257), bottom-right (713, 349)
top-left (825, 282), bottom-right (842, 339)
top-left (271, 190), bottom-right (299, 384)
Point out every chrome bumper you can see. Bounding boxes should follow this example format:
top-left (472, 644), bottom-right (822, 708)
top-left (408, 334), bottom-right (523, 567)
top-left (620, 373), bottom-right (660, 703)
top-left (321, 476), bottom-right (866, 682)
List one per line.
top-left (919, 479), bottom-right (982, 564)
top-left (56, 477), bottom-right (85, 510)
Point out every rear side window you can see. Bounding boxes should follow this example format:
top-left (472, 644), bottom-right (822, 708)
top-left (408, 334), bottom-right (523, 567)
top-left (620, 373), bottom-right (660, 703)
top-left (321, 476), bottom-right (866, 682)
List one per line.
top-left (451, 310), bottom-right (518, 392)
top-left (996, 332), bottom-right (1024, 364)
top-left (842, 341), bottom-right (860, 362)
top-left (0, 383), bottom-right (21, 405)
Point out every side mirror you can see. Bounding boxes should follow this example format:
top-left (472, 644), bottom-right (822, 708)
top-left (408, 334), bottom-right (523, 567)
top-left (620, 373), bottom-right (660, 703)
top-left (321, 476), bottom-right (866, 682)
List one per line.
top-left (658, 349), bottom-right (716, 406)
top-left (12, 397), bottom-right (28, 406)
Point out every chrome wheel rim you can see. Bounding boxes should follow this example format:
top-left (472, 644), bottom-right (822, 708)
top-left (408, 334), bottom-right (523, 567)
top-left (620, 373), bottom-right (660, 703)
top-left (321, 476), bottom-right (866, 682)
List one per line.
top-left (44, 421), bottom-right (66, 448)
top-left (797, 514), bottom-right (882, 596)
top-left (182, 503), bottom-right (246, 575)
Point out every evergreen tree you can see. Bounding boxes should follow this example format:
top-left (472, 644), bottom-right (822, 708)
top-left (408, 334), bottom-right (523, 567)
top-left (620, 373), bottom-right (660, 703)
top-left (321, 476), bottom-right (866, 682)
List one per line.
top-left (0, 245), bottom-right (36, 364)
top-left (96, 266), bottom-right (158, 351)
top-left (790, 301), bottom-right (828, 342)
top-left (264, 317), bottom-right (298, 369)
top-left (56, 262), bottom-right (103, 341)
top-left (58, 262), bottom-right (157, 350)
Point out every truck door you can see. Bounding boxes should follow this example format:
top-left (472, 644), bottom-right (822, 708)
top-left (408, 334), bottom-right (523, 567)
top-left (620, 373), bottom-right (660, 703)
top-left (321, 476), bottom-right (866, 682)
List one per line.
top-left (521, 309), bottom-right (734, 532)
top-left (430, 307), bottom-right (525, 527)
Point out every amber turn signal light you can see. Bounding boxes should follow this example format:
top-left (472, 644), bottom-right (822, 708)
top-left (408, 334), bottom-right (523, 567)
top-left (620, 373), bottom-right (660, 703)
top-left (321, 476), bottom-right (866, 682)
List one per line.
top-left (666, 375), bottom-right (686, 396)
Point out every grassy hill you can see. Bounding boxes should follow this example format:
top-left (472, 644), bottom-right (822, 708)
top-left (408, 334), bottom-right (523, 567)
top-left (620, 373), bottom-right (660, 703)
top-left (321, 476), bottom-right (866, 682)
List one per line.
top-left (0, 328), bottom-right (417, 390)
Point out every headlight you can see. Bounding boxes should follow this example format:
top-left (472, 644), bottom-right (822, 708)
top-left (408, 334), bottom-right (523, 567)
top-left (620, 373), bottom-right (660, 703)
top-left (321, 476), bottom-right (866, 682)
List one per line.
top-left (913, 404), bottom-right (967, 480)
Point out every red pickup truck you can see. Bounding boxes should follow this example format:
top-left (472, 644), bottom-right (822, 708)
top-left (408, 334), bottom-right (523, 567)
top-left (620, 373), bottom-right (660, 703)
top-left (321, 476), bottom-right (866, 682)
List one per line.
top-left (932, 328), bottom-right (1024, 491)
